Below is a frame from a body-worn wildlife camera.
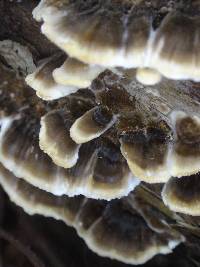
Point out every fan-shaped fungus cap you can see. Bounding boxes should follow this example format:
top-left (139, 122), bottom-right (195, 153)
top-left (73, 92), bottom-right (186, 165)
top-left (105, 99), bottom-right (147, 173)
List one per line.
top-left (76, 198), bottom-right (184, 265)
top-left (33, 0), bottom-right (200, 82)
top-left (0, 163), bottom-right (83, 225)
top-left (120, 120), bottom-right (172, 183)
top-left (0, 115), bottom-right (139, 200)
top-left (120, 110), bottom-right (200, 183)
top-left (0, 164), bottom-right (184, 265)
top-left (162, 174), bottom-right (200, 216)
top-left (169, 111), bottom-right (200, 178)
top-left (40, 110), bottom-right (80, 168)
top-left (25, 53), bottom-right (78, 100)
top-left (70, 106), bottom-right (117, 144)
top-left (136, 68), bottom-right (162, 86)
top-left (53, 57), bottom-right (105, 88)
top-left (119, 109), bottom-right (200, 186)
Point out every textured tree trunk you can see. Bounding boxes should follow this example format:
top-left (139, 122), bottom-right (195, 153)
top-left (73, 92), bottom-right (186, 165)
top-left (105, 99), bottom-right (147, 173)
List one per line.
top-left (0, 1), bottom-right (199, 267)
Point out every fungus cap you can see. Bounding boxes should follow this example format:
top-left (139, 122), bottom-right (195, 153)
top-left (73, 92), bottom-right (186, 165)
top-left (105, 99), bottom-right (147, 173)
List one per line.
top-left (162, 174), bottom-right (200, 216)
top-left (53, 57), bottom-right (105, 88)
top-left (25, 54), bottom-right (78, 100)
top-left (33, 0), bottom-right (200, 82)
top-left (0, 115), bottom-right (139, 200)
top-left (70, 106), bottom-right (117, 144)
top-left (39, 110), bottom-right (80, 168)
top-left (0, 164), bottom-right (184, 265)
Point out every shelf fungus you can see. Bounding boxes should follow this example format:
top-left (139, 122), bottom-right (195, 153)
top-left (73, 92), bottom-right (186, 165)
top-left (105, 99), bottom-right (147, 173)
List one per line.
top-left (33, 0), bottom-right (200, 83)
top-left (0, 88), bottom-right (140, 200)
top-left (25, 53), bottom-right (79, 100)
top-left (2, 1), bottom-right (200, 264)
top-left (71, 70), bottom-right (200, 184)
top-left (162, 173), bottom-right (200, 216)
top-left (53, 56), bottom-right (105, 88)
top-left (0, 116), bottom-right (140, 200)
top-left (0, 163), bottom-right (184, 265)
top-left (26, 53), bottom-right (106, 100)
top-left (3, 62), bottom-right (200, 199)
top-left (3, 49), bottom-right (200, 199)
top-left (39, 110), bottom-right (81, 168)
top-left (70, 106), bottom-right (117, 144)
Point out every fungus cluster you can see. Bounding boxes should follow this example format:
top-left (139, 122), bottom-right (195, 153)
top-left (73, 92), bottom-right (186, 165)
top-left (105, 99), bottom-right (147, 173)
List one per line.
top-left (33, 0), bottom-right (200, 83)
top-left (0, 164), bottom-right (184, 265)
top-left (1, 0), bottom-right (200, 265)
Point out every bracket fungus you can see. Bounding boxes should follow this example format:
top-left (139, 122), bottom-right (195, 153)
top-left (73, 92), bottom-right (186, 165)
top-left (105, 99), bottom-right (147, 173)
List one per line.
top-left (71, 71), bottom-right (200, 184)
top-left (26, 61), bottom-right (200, 184)
top-left (53, 56), bottom-right (105, 88)
top-left (7, 66), bottom-right (200, 205)
top-left (26, 53), bottom-right (107, 100)
top-left (70, 106), bottom-right (117, 144)
top-left (25, 53), bottom-right (79, 100)
top-left (4, 54), bottom-right (200, 201)
top-left (33, 0), bottom-right (200, 83)
top-left (0, 163), bottom-right (184, 265)
top-left (39, 110), bottom-right (81, 168)
top-left (162, 173), bottom-right (200, 216)
top-left (2, 1), bottom-right (200, 266)
top-left (0, 94), bottom-right (140, 200)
